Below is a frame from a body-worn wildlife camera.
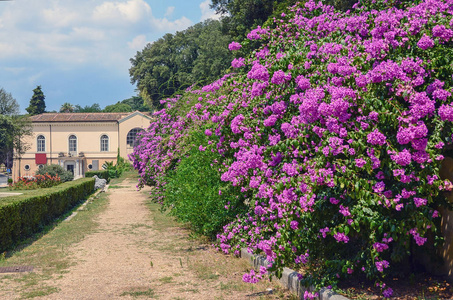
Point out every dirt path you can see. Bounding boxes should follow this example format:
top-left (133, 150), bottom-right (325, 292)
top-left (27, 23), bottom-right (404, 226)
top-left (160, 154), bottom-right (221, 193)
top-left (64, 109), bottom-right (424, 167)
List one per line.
top-left (19, 178), bottom-right (283, 300)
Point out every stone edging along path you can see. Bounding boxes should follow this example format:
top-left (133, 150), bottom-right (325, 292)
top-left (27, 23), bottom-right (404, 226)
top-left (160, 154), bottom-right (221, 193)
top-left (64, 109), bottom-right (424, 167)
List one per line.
top-left (241, 248), bottom-right (350, 300)
top-left (64, 185), bottom-right (108, 222)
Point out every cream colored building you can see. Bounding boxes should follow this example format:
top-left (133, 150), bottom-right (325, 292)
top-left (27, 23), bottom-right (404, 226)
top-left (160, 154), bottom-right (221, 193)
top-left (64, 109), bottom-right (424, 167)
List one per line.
top-left (12, 111), bottom-right (152, 180)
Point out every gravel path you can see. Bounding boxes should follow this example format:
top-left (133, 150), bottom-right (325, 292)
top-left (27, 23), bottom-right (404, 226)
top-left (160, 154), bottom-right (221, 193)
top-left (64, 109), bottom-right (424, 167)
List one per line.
top-left (25, 179), bottom-right (282, 300)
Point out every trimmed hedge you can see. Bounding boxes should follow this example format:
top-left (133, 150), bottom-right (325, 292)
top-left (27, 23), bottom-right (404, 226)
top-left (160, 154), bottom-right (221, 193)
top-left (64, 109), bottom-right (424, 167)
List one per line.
top-left (0, 177), bottom-right (95, 252)
top-left (85, 170), bottom-right (110, 182)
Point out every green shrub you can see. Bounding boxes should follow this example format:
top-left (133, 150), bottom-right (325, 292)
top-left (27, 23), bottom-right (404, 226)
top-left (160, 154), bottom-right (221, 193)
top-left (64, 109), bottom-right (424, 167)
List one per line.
top-left (0, 177), bottom-right (94, 252)
top-left (36, 164), bottom-right (74, 182)
top-left (162, 131), bottom-right (246, 239)
top-left (99, 156), bottom-right (133, 180)
top-left (115, 155), bottom-right (133, 176)
top-left (85, 170), bottom-right (110, 182)
top-left (86, 155), bottom-right (133, 182)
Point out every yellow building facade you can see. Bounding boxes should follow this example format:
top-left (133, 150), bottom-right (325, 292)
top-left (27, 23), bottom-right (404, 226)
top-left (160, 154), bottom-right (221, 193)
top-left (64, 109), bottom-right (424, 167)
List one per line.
top-left (12, 111), bottom-right (152, 180)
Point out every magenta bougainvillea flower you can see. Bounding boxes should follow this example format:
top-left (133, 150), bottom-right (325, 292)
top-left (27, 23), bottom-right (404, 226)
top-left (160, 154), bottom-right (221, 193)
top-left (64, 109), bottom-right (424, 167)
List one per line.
top-left (129, 0), bottom-right (453, 297)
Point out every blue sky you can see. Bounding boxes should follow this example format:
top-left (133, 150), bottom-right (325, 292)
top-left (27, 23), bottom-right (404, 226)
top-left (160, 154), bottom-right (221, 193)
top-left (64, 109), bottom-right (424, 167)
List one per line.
top-left (0, 0), bottom-right (221, 113)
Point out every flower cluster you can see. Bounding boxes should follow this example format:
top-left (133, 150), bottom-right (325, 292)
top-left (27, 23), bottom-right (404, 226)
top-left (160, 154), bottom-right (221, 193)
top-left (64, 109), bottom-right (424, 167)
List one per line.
top-left (10, 173), bottom-right (61, 190)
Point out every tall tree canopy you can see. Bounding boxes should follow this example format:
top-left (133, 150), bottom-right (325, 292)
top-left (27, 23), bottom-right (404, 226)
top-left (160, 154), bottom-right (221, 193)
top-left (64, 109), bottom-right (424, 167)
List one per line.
top-left (58, 96), bottom-right (150, 114)
top-left (104, 102), bottom-right (133, 113)
top-left (211, 0), bottom-right (356, 40)
top-left (129, 19), bottom-right (233, 110)
top-left (211, 0), bottom-right (283, 39)
top-left (26, 86), bottom-right (46, 116)
top-left (74, 103), bottom-right (102, 113)
top-left (0, 88), bottom-right (19, 116)
top-left (121, 96), bottom-right (151, 112)
top-left (0, 89), bottom-right (31, 169)
top-left (60, 102), bottom-right (75, 113)
top-left (0, 115), bottom-right (15, 167)
top-left (191, 20), bottom-right (232, 84)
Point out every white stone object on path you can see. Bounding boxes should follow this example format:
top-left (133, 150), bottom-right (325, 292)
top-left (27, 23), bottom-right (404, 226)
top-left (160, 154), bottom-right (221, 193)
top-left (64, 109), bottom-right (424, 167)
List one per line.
top-left (93, 175), bottom-right (107, 191)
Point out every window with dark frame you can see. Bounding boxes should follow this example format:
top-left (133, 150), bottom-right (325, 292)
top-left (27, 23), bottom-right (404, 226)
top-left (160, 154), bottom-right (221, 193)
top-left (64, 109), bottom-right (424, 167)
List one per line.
top-left (127, 128), bottom-right (143, 147)
top-left (37, 135), bottom-right (45, 152)
top-left (69, 135), bottom-right (77, 153)
top-left (100, 135), bottom-right (109, 152)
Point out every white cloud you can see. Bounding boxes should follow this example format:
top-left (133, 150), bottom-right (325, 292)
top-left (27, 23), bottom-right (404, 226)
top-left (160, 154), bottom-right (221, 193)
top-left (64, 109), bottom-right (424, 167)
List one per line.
top-left (151, 16), bottom-right (192, 32)
top-left (3, 67), bottom-right (27, 75)
top-left (0, 0), bottom-right (205, 111)
top-left (128, 34), bottom-right (147, 50)
top-left (92, 0), bottom-right (151, 24)
top-left (72, 27), bottom-right (106, 41)
top-left (0, 42), bottom-right (18, 57)
top-left (42, 6), bottom-right (80, 28)
top-left (165, 6), bottom-right (175, 17)
top-left (200, 0), bottom-right (221, 21)
top-left (27, 72), bottom-right (45, 86)
top-left (0, 0), bottom-right (197, 69)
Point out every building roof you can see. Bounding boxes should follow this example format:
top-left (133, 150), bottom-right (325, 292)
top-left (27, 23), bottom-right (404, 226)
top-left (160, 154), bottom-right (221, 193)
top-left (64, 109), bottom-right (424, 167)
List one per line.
top-left (30, 111), bottom-right (152, 123)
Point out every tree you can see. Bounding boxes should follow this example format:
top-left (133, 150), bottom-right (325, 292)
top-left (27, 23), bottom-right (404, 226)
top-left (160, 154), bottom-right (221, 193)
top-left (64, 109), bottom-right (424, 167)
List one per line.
top-left (0, 88), bottom-right (19, 116)
top-left (74, 103), bottom-right (102, 113)
top-left (0, 90), bottom-right (31, 169)
top-left (60, 102), bottom-right (75, 113)
top-left (211, 0), bottom-right (356, 42)
top-left (211, 0), bottom-right (279, 39)
top-left (130, 32), bottom-right (189, 109)
top-left (11, 115), bottom-right (32, 167)
top-left (121, 96), bottom-right (151, 112)
top-left (26, 86), bottom-right (46, 116)
top-left (322, 0), bottom-right (357, 11)
top-left (0, 115), bottom-right (32, 171)
top-left (129, 19), bottom-right (233, 110)
top-left (192, 20), bottom-right (232, 85)
top-left (0, 115), bottom-right (15, 168)
top-left (104, 102), bottom-right (133, 112)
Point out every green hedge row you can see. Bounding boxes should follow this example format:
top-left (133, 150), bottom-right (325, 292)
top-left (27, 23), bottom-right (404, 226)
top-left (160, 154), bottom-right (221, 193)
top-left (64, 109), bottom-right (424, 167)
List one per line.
top-left (85, 170), bottom-right (110, 182)
top-left (0, 177), bottom-right (95, 252)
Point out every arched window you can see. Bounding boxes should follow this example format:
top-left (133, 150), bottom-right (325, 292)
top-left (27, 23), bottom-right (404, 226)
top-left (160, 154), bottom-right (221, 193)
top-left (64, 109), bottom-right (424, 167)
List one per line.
top-left (68, 135), bottom-right (77, 153)
top-left (100, 135), bottom-right (109, 152)
top-left (127, 128), bottom-right (143, 147)
top-left (37, 135), bottom-right (45, 152)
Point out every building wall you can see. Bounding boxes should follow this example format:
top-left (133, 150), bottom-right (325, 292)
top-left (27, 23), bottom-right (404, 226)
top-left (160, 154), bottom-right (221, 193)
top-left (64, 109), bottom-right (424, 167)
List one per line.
top-left (31, 122), bottom-right (120, 157)
top-left (13, 122), bottom-right (119, 180)
top-left (12, 113), bottom-right (152, 181)
top-left (119, 113), bottom-right (151, 158)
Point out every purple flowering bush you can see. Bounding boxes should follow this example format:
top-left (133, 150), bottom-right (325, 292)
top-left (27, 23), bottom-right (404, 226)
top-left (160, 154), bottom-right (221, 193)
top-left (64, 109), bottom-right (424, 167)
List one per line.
top-left (129, 75), bottom-right (249, 238)
top-left (131, 0), bottom-right (453, 296)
